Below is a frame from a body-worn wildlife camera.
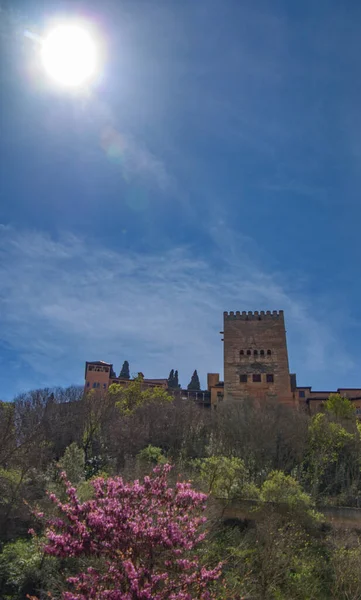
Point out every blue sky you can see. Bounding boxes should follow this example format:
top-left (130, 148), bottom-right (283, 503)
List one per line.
top-left (1, 0), bottom-right (361, 399)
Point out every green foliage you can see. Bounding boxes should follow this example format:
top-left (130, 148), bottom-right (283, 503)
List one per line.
top-left (187, 369), bottom-right (201, 391)
top-left (261, 470), bottom-right (312, 510)
top-left (192, 455), bottom-right (250, 500)
top-left (58, 443), bottom-right (85, 484)
top-left (110, 376), bottom-right (173, 415)
top-left (81, 389), bottom-right (102, 460)
top-left (203, 517), bottom-right (328, 600)
top-left (0, 468), bottom-right (29, 515)
top-left (167, 369), bottom-right (175, 388)
top-left (247, 517), bottom-right (327, 600)
top-left (137, 445), bottom-right (167, 465)
top-left (4, 382), bottom-right (361, 599)
top-left (260, 470), bottom-right (322, 524)
top-left (0, 467), bottom-right (35, 542)
top-left (0, 538), bottom-right (54, 600)
top-left (324, 393), bottom-right (356, 420)
top-left (119, 360), bottom-right (130, 379)
top-left (306, 412), bottom-right (356, 499)
top-left (167, 369), bottom-right (180, 389)
top-left (0, 467), bottom-right (24, 488)
top-left (329, 535), bottom-right (361, 599)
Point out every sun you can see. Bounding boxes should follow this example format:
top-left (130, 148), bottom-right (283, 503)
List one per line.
top-left (41, 24), bottom-right (99, 87)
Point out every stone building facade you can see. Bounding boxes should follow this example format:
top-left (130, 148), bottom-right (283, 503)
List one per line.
top-left (211, 309), bottom-right (361, 413)
top-left (222, 310), bottom-right (293, 404)
top-left (84, 310), bottom-right (361, 414)
top-left (84, 361), bottom-right (168, 393)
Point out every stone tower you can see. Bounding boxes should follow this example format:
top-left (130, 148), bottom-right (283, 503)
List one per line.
top-left (223, 310), bottom-right (293, 403)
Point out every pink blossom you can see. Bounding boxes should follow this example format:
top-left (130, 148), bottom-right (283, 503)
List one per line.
top-left (35, 464), bottom-right (222, 599)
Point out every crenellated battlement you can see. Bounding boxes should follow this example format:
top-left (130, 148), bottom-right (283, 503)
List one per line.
top-left (224, 310), bottom-right (284, 321)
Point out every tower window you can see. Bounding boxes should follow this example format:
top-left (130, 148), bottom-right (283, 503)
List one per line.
top-left (86, 381), bottom-right (90, 387)
top-left (267, 349), bottom-right (272, 355)
top-left (240, 350), bottom-right (244, 355)
top-left (299, 390), bottom-right (305, 398)
top-left (93, 382), bottom-right (97, 388)
top-left (254, 350), bottom-right (258, 356)
top-left (247, 350), bottom-right (251, 355)
top-left (260, 350), bottom-right (265, 356)
top-left (252, 374), bottom-right (261, 382)
top-left (240, 374), bottom-right (248, 383)
top-left (266, 374), bottom-right (274, 383)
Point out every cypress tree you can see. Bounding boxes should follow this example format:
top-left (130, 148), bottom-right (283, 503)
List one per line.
top-left (174, 370), bottom-right (180, 388)
top-left (187, 370), bottom-right (201, 391)
top-left (167, 369), bottom-right (175, 388)
top-left (119, 360), bottom-right (130, 379)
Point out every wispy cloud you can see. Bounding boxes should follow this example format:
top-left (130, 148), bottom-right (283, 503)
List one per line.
top-left (99, 126), bottom-right (171, 191)
top-left (0, 226), bottom-right (353, 398)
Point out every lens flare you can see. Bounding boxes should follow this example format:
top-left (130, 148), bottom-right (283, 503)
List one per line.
top-left (41, 24), bottom-right (98, 87)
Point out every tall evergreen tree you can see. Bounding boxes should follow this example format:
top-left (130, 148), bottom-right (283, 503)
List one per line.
top-left (174, 370), bottom-right (180, 389)
top-left (167, 369), bottom-right (175, 388)
top-left (119, 360), bottom-right (130, 379)
top-left (187, 370), bottom-right (200, 391)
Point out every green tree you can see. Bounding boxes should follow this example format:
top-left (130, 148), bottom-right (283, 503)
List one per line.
top-left (329, 532), bottom-right (361, 600)
top-left (192, 455), bottom-right (253, 501)
top-left (0, 401), bottom-right (15, 466)
top-left (81, 390), bottom-right (114, 464)
top-left (174, 370), bottom-right (180, 388)
top-left (305, 412), bottom-right (356, 500)
top-left (137, 445), bottom-right (167, 465)
top-left (324, 393), bottom-right (356, 420)
top-left (119, 360), bottom-right (130, 379)
top-left (188, 369), bottom-right (201, 391)
top-left (0, 538), bottom-right (43, 600)
top-left (260, 470), bottom-right (321, 524)
top-left (261, 470), bottom-right (312, 509)
top-left (240, 515), bottom-right (326, 600)
top-left (0, 537), bottom-right (66, 600)
top-left (109, 376), bottom-right (173, 416)
top-left (167, 369), bottom-right (180, 389)
top-left (167, 369), bottom-right (175, 388)
top-left (0, 465), bottom-right (41, 542)
top-left (58, 443), bottom-right (85, 485)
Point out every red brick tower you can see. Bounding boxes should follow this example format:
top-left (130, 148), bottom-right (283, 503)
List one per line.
top-left (223, 310), bottom-right (293, 404)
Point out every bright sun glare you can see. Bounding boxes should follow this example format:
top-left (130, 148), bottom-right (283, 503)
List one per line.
top-left (41, 24), bottom-right (99, 87)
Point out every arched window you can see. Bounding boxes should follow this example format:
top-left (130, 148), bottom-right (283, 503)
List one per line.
top-left (254, 349), bottom-right (258, 356)
top-left (260, 350), bottom-right (265, 356)
top-left (247, 349), bottom-right (251, 355)
top-left (240, 350), bottom-right (244, 355)
top-left (267, 349), bottom-right (272, 355)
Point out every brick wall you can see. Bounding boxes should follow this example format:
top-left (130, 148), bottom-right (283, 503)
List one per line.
top-left (223, 310), bottom-right (292, 402)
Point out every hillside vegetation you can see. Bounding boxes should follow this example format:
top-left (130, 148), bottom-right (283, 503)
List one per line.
top-left (1, 383), bottom-right (361, 598)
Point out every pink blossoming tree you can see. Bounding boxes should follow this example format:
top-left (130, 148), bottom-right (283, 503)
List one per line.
top-left (35, 464), bottom-right (222, 599)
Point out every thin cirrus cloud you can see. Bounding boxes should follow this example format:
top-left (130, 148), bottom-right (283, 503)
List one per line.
top-left (0, 225), bottom-right (353, 398)
top-left (99, 126), bottom-right (171, 191)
